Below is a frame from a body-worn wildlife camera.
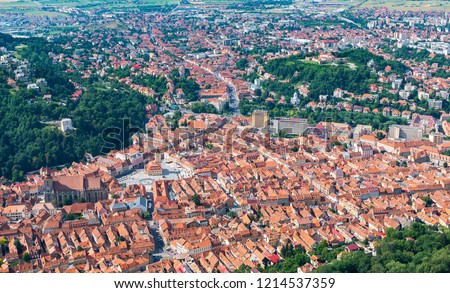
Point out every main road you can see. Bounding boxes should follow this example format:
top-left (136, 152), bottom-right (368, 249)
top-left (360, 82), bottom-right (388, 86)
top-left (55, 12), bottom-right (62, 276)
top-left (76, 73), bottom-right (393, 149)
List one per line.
top-left (183, 57), bottom-right (241, 117)
top-left (155, 30), bottom-right (241, 117)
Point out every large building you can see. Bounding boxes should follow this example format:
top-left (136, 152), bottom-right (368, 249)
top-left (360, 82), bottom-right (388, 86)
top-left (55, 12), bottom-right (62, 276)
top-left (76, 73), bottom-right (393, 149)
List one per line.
top-left (145, 161), bottom-right (163, 176)
top-left (271, 117), bottom-right (307, 136)
top-left (353, 125), bottom-right (373, 141)
top-left (42, 170), bottom-right (108, 206)
top-left (2, 205), bottom-right (31, 221)
top-left (251, 110), bottom-right (269, 129)
top-left (388, 125), bottom-right (423, 141)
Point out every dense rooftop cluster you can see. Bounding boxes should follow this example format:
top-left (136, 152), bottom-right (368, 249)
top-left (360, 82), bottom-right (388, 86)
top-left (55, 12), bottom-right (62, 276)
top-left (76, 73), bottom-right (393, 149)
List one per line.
top-left (1, 111), bottom-right (450, 272)
top-left (1, 1), bottom-right (450, 273)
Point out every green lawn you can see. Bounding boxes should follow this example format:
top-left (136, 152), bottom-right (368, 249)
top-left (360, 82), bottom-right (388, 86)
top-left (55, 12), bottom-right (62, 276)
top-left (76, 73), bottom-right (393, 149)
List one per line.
top-left (360, 0), bottom-right (450, 12)
top-left (0, 0), bottom-right (179, 9)
top-left (0, 0), bottom-right (39, 8)
top-left (3, 0), bottom-right (446, 12)
top-left (329, 0), bottom-right (450, 12)
top-left (24, 10), bottom-right (68, 16)
top-left (0, 0), bottom-right (238, 8)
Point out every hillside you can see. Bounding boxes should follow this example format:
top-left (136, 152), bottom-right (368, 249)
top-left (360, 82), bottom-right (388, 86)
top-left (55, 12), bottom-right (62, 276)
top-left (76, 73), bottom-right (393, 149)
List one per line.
top-left (0, 33), bottom-right (157, 180)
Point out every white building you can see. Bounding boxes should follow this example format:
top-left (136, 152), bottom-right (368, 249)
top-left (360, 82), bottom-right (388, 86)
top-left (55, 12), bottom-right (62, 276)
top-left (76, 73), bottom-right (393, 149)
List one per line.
top-left (438, 91), bottom-right (449, 101)
top-left (2, 205), bottom-right (31, 221)
top-left (428, 99), bottom-right (443, 110)
top-left (418, 91), bottom-right (430, 101)
top-left (36, 78), bottom-right (47, 87)
top-left (27, 83), bottom-right (39, 90)
top-left (60, 118), bottom-right (74, 133)
top-left (291, 92), bottom-right (300, 106)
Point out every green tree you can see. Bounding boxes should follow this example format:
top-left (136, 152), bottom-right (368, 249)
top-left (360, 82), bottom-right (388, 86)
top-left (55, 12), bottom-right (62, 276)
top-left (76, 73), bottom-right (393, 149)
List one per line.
top-left (173, 110), bottom-right (182, 121)
top-left (421, 196), bottom-right (433, 207)
top-left (0, 238), bottom-right (8, 256)
top-left (22, 252), bottom-right (31, 263)
top-left (227, 211), bottom-right (237, 218)
top-left (235, 58), bottom-right (249, 70)
top-left (316, 223), bottom-right (450, 273)
top-left (63, 197), bottom-right (73, 206)
top-left (190, 102), bottom-right (217, 114)
top-left (377, 132), bottom-right (386, 140)
top-left (13, 239), bottom-right (23, 255)
top-left (142, 212), bottom-right (151, 220)
top-left (191, 194), bottom-right (201, 206)
top-left (235, 264), bottom-right (251, 273)
top-left (262, 246), bottom-right (309, 273)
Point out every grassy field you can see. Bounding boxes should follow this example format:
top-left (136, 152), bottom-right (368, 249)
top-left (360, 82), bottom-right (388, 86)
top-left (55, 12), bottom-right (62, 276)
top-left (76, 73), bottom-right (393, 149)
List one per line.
top-left (328, 0), bottom-right (450, 12)
top-left (0, 0), bottom-right (39, 8)
top-left (360, 0), bottom-right (450, 12)
top-left (1, 0), bottom-right (447, 11)
top-left (23, 10), bottom-right (68, 16)
top-left (0, 0), bottom-right (246, 10)
top-left (0, 0), bottom-right (179, 9)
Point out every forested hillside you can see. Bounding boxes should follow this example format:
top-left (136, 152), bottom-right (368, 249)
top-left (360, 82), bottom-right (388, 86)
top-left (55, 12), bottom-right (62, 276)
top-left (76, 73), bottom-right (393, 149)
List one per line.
top-left (239, 48), bottom-right (411, 129)
top-left (0, 33), bottom-right (154, 180)
top-left (264, 54), bottom-right (376, 99)
top-left (316, 223), bottom-right (450, 273)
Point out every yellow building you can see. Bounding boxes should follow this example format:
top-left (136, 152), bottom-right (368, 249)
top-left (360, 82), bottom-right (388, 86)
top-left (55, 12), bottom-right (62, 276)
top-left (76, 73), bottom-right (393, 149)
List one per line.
top-left (251, 110), bottom-right (269, 128)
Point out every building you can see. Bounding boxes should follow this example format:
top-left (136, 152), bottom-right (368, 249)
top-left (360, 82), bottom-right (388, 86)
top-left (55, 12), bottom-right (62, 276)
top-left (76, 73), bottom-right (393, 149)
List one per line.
top-left (441, 113), bottom-right (450, 122)
top-left (418, 91), bottom-right (430, 100)
top-left (428, 99), bottom-right (443, 110)
top-left (357, 144), bottom-right (374, 158)
top-left (2, 205), bottom-right (31, 221)
top-left (388, 125), bottom-right (423, 141)
top-left (31, 203), bottom-right (57, 216)
top-left (42, 170), bottom-right (108, 206)
top-left (410, 115), bottom-right (436, 132)
top-left (438, 91), bottom-right (449, 101)
top-left (36, 78), bottom-right (47, 87)
top-left (429, 132), bottom-right (443, 145)
top-left (115, 151), bottom-right (144, 169)
top-left (155, 152), bottom-right (163, 163)
top-left (145, 162), bottom-right (163, 176)
top-left (271, 117), bottom-right (307, 136)
top-left (127, 197), bottom-right (149, 212)
top-left (353, 125), bottom-right (373, 141)
top-left (251, 110), bottom-right (269, 129)
top-left (291, 92), bottom-right (300, 106)
top-left (61, 118), bottom-right (74, 134)
top-left (200, 98), bottom-right (228, 112)
top-left (27, 83), bottom-right (39, 90)
top-left (392, 79), bottom-right (402, 90)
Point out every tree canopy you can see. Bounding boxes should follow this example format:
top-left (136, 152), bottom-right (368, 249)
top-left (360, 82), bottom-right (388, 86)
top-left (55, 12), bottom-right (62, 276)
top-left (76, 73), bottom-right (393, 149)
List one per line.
top-left (316, 223), bottom-right (450, 273)
top-left (0, 34), bottom-right (158, 179)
